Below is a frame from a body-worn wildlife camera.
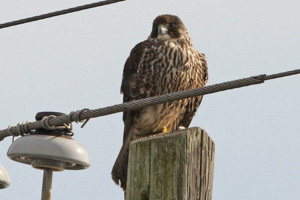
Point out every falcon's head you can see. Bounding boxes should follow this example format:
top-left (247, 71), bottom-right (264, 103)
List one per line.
top-left (150, 14), bottom-right (187, 40)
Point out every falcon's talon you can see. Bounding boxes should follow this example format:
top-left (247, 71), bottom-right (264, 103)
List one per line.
top-left (162, 126), bottom-right (168, 133)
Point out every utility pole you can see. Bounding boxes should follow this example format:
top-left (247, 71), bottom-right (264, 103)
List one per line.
top-left (126, 127), bottom-right (215, 200)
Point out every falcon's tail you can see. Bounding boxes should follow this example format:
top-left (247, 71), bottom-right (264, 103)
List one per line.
top-left (111, 128), bottom-right (133, 190)
top-left (111, 145), bottom-right (129, 190)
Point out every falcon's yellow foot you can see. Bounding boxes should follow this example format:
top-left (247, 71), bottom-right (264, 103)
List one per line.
top-left (162, 126), bottom-right (168, 133)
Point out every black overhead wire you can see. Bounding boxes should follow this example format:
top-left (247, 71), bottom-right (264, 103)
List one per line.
top-left (0, 0), bottom-right (125, 29)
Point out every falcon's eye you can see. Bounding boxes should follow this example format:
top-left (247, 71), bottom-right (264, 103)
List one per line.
top-left (170, 22), bottom-right (176, 28)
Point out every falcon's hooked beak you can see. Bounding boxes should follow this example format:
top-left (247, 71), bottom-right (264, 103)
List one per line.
top-left (157, 24), bottom-right (168, 36)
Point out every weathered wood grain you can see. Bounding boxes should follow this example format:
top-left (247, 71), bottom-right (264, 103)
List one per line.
top-left (126, 127), bottom-right (215, 200)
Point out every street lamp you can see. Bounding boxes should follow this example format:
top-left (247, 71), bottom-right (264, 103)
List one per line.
top-left (0, 165), bottom-right (10, 189)
top-left (7, 112), bottom-right (90, 200)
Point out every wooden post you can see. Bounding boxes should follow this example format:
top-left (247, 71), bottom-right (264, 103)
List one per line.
top-left (126, 127), bottom-right (215, 200)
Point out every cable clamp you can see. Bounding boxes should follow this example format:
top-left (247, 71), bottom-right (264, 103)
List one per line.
top-left (69, 108), bottom-right (90, 128)
top-left (41, 115), bottom-right (65, 130)
top-left (41, 115), bottom-right (74, 136)
top-left (7, 121), bottom-right (32, 137)
top-left (7, 121), bottom-right (32, 142)
top-left (16, 121), bottom-right (31, 136)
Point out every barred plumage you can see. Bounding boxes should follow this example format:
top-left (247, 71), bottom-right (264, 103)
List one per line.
top-left (112, 14), bottom-right (208, 190)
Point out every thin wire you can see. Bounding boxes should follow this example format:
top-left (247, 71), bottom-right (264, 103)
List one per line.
top-left (263, 69), bottom-right (300, 80)
top-left (0, 0), bottom-right (125, 30)
top-left (0, 69), bottom-right (299, 141)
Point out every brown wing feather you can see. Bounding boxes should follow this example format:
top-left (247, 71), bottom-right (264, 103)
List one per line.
top-left (112, 41), bottom-right (148, 190)
top-left (121, 41), bottom-right (148, 141)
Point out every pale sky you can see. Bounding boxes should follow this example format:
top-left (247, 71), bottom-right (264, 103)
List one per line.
top-left (0, 0), bottom-right (299, 199)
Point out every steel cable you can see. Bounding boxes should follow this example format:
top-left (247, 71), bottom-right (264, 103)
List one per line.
top-left (0, 69), bottom-right (299, 141)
